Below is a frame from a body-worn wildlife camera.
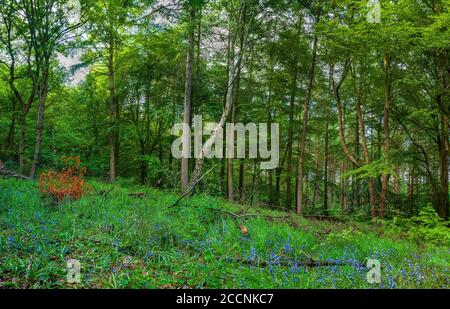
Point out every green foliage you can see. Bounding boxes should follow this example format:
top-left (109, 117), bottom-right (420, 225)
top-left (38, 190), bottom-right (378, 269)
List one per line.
top-left (326, 227), bottom-right (363, 244)
top-left (0, 178), bottom-right (448, 289)
top-left (343, 156), bottom-right (398, 180)
top-left (383, 204), bottom-right (450, 246)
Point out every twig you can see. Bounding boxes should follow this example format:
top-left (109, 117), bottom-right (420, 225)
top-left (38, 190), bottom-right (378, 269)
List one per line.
top-left (0, 168), bottom-right (32, 180)
top-left (98, 187), bottom-right (114, 198)
top-left (226, 257), bottom-right (362, 268)
top-left (208, 207), bottom-right (291, 220)
top-left (166, 165), bottom-right (216, 209)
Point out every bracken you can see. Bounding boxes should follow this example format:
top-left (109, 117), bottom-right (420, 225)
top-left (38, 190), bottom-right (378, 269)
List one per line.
top-left (38, 156), bottom-right (91, 205)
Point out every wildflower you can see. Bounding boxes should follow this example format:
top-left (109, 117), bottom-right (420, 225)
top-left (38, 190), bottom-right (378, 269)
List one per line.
top-left (283, 234), bottom-right (292, 254)
top-left (144, 251), bottom-right (155, 262)
top-left (289, 263), bottom-right (300, 275)
top-left (247, 247), bottom-right (257, 262)
top-left (112, 238), bottom-right (121, 249)
top-left (389, 278), bottom-right (396, 289)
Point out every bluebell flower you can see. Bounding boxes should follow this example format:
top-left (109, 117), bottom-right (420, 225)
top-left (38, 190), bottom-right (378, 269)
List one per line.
top-left (7, 236), bottom-right (15, 246)
top-left (283, 234), bottom-right (292, 254)
top-left (144, 251), bottom-right (155, 262)
top-left (247, 247), bottom-right (257, 262)
top-left (389, 278), bottom-right (396, 289)
top-left (112, 238), bottom-right (121, 248)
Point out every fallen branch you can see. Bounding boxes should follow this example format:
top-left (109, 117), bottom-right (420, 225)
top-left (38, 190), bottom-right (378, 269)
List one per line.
top-left (98, 187), bottom-right (113, 198)
top-left (0, 167), bottom-right (32, 180)
top-left (302, 214), bottom-right (344, 222)
top-left (166, 165), bottom-right (216, 209)
top-left (226, 257), bottom-right (364, 268)
top-left (129, 192), bottom-right (145, 198)
top-left (208, 207), bottom-right (291, 221)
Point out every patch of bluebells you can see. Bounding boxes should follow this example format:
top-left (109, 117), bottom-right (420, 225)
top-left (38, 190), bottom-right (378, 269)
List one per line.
top-left (283, 234), bottom-right (292, 254)
top-left (143, 251), bottom-right (156, 262)
top-left (246, 247), bottom-right (257, 262)
top-left (112, 238), bottom-right (121, 249)
top-left (268, 252), bottom-right (282, 277)
top-left (179, 238), bottom-right (214, 252)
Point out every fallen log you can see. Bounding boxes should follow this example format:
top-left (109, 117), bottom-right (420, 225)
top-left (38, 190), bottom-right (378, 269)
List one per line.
top-left (129, 192), bottom-right (145, 198)
top-left (208, 207), bottom-right (291, 221)
top-left (97, 187), bottom-right (114, 198)
top-left (0, 167), bottom-right (32, 180)
top-left (226, 257), bottom-right (365, 269)
top-left (166, 165), bottom-right (216, 209)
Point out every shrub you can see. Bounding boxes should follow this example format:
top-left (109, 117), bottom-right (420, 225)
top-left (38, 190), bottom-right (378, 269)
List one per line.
top-left (326, 227), bottom-right (363, 244)
top-left (383, 204), bottom-right (450, 246)
top-left (38, 156), bottom-right (91, 205)
top-left (409, 204), bottom-right (450, 246)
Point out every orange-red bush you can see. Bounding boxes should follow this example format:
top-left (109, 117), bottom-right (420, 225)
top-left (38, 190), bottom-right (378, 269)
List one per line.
top-left (38, 156), bottom-right (91, 205)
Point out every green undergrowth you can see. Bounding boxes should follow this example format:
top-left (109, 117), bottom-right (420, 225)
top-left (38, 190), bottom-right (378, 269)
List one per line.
top-left (0, 178), bottom-right (448, 289)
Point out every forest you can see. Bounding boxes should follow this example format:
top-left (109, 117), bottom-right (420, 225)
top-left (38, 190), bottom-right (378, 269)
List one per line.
top-left (0, 0), bottom-right (449, 289)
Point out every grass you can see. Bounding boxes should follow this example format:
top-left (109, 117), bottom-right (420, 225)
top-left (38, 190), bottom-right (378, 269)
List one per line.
top-left (0, 177), bottom-right (448, 289)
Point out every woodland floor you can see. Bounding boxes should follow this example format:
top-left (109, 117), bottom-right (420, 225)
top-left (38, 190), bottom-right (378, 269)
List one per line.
top-left (0, 178), bottom-right (448, 289)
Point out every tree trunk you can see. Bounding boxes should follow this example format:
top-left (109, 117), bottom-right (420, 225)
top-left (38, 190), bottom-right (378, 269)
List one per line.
top-left (296, 36), bottom-right (318, 216)
top-left (353, 113), bottom-right (360, 212)
top-left (18, 115), bottom-right (26, 174)
top-left (340, 160), bottom-right (346, 215)
top-left (108, 40), bottom-right (117, 183)
top-left (324, 87), bottom-right (330, 215)
top-left (312, 144), bottom-right (320, 207)
top-left (30, 66), bottom-right (49, 179)
top-left (286, 69), bottom-right (298, 211)
top-left (181, 6), bottom-right (195, 191)
top-left (238, 158), bottom-right (244, 201)
top-left (7, 95), bottom-right (16, 148)
top-left (227, 102), bottom-right (236, 201)
top-left (438, 114), bottom-right (448, 219)
top-left (379, 53), bottom-right (393, 219)
top-left (408, 164), bottom-right (415, 217)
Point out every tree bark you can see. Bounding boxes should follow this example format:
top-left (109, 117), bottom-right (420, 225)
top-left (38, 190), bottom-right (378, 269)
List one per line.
top-left (296, 36), bottom-right (318, 216)
top-left (379, 53), bottom-right (393, 219)
top-left (30, 66), bottom-right (49, 179)
top-left (181, 6), bottom-right (195, 191)
top-left (108, 39), bottom-right (117, 183)
top-left (438, 113), bottom-right (448, 219)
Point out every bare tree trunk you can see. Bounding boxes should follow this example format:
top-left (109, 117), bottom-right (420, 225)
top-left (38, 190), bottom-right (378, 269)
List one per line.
top-left (181, 6), bottom-right (195, 191)
top-left (7, 96), bottom-right (16, 148)
top-left (227, 102), bottom-right (236, 201)
top-left (312, 144), bottom-right (320, 207)
top-left (353, 113), bottom-right (360, 212)
top-left (30, 66), bottom-right (49, 179)
top-left (379, 53), bottom-right (393, 219)
top-left (286, 70), bottom-right (298, 211)
top-left (353, 63), bottom-right (376, 218)
top-left (408, 164), bottom-right (415, 217)
top-left (394, 165), bottom-right (400, 194)
top-left (296, 36), bottom-right (318, 216)
top-left (340, 160), bottom-right (347, 215)
top-left (333, 60), bottom-right (360, 167)
top-left (437, 50), bottom-right (449, 220)
top-left (438, 114), bottom-right (448, 219)
top-left (18, 115), bottom-right (26, 174)
top-left (324, 112), bottom-right (329, 215)
top-left (108, 40), bottom-right (117, 183)
top-left (238, 158), bottom-right (244, 201)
